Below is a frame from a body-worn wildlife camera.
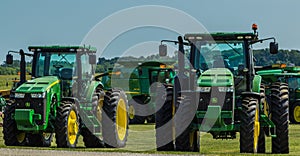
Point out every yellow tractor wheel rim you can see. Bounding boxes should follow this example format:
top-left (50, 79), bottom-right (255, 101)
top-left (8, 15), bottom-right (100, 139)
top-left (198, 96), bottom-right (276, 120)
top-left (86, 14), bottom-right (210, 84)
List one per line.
top-left (254, 107), bottom-right (260, 152)
top-left (17, 132), bottom-right (26, 143)
top-left (189, 132), bottom-right (194, 149)
top-left (96, 100), bottom-right (103, 122)
top-left (116, 99), bottom-right (127, 141)
top-left (68, 110), bottom-right (78, 145)
top-left (129, 105), bottom-right (135, 119)
top-left (294, 105), bottom-right (300, 122)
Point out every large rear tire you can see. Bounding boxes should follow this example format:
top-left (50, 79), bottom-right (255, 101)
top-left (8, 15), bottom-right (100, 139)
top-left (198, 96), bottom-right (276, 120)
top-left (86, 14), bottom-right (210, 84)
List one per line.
top-left (55, 101), bottom-right (79, 148)
top-left (3, 102), bottom-right (27, 146)
top-left (240, 97), bottom-right (260, 153)
top-left (81, 89), bottom-right (105, 148)
top-left (270, 82), bottom-right (289, 154)
top-left (102, 89), bottom-right (129, 148)
top-left (155, 84), bottom-right (174, 151)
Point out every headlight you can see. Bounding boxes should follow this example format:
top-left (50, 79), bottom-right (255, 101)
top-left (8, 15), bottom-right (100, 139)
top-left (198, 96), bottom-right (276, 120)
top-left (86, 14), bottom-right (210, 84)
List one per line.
top-left (31, 92), bottom-right (46, 98)
top-left (218, 87), bottom-right (234, 92)
top-left (15, 93), bottom-right (25, 98)
top-left (197, 87), bottom-right (211, 92)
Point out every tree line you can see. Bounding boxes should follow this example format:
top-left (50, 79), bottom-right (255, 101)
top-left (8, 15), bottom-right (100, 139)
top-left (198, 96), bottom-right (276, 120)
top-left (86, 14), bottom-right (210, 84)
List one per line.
top-left (0, 49), bottom-right (299, 75)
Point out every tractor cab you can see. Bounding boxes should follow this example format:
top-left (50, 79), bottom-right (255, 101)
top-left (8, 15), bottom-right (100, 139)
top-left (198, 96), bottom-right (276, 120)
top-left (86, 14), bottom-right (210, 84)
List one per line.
top-left (28, 46), bottom-right (96, 98)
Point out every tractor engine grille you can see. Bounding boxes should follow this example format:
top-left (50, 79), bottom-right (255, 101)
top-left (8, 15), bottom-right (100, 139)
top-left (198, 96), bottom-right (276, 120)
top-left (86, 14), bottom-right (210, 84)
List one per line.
top-left (15, 94), bottom-right (46, 125)
top-left (198, 87), bottom-right (233, 112)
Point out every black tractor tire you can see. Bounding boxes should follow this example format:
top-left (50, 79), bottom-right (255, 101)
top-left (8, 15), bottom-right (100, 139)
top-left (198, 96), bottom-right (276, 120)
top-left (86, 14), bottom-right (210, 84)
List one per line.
top-left (175, 96), bottom-right (199, 152)
top-left (55, 101), bottom-right (79, 148)
top-left (290, 102), bottom-right (300, 124)
top-left (27, 133), bottom-right (53, 147)
top-left (270, 82), bottom-right (289, 154)
top-left (155, 84), bottom-right (174, 151)
top-left (3, 101), bottom-right (27, 146)
top-left (81, 90), bottom-right (105, 148)
top-left (81, 128), bottom-right (105, 148)
top-left (128, 98), bottom-right (146, 124)
top-left (102, 89), bottom-right (129, 148)
top-left (240, 97), bottom-right (260, 153)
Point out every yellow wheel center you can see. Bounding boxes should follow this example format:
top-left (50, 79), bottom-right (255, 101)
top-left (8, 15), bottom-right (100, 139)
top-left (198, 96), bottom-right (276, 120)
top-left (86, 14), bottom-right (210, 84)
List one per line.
top-left (129, 105), bottom-right (135, 119)
top-left (254, 107), bottom-right (260, 152)
top-left (116, 99), bottom-right (127, 141)
top-left (96, 100), bottom-right (103, 122)
top-left (68, 110), bottom-right (78, 145)
top-left (294, 105), bottom-right (300, 122)
top-left (17, 132), bottom-right (26, 143)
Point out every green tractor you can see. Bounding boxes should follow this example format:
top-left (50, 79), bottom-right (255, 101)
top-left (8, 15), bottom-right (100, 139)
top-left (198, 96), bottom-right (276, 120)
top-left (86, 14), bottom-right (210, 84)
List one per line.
top-left (256, 64), bottom-right (300, 123)
top-left (155, 24), bottom-right (289, 153)
top-left (3, 46), bottom-right (129, 148)
top-left (101, 61), bottom-right (174, 124)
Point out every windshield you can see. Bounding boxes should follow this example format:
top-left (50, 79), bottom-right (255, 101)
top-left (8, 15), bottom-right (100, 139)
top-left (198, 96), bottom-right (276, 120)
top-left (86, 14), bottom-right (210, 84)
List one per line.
top-left (192, 41), bottom-right (245, 75)
top-left (35, 52), bottom-right (76, 77)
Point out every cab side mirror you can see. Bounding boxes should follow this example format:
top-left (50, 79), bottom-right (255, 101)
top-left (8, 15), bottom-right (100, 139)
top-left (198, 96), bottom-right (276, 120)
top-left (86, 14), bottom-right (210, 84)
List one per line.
top-left (270, 42), bottom-right (278, 54)
top-left (89, 55), bottom-right (96, 64)
top-left (159, 44), bottom-right (167, 57)
top-left (6, 54), bottom-right (13, 64)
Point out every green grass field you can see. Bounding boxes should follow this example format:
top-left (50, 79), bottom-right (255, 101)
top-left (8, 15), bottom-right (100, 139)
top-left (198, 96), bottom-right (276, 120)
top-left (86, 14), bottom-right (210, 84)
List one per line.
top-left (0, 75), bottom-right (31, 90)
top-left (0, 123), bottom-right (299, 155)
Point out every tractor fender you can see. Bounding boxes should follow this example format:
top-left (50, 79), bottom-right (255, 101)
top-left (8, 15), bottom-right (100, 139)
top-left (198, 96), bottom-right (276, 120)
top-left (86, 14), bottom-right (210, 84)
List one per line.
top-left (85, 81), bottom-right (104, 102)
top-left (241, 92), bottom-right (261, 99)
top-left (252, 75), bottom-right (262, 93)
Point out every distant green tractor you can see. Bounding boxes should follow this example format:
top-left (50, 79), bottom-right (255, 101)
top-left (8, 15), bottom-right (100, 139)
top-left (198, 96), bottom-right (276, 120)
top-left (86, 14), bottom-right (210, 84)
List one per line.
top-left (256, 64), bottom-right (300, 123)
top-left (101, 61), bottom-right (174, 124)
top-left (156, 24), bottom-right (289, 153)
top-left (3, 46), bottom-right (129, 148)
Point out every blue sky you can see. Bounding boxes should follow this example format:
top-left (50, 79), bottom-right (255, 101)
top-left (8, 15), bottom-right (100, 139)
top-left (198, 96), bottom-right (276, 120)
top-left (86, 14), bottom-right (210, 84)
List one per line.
top-left (0, 0), bottom-right (299, 61)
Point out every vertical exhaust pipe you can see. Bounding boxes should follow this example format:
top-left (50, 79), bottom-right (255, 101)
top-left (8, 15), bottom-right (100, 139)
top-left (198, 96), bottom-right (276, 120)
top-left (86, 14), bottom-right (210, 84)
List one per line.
top-left (19, 49), bottom-right (26, 86)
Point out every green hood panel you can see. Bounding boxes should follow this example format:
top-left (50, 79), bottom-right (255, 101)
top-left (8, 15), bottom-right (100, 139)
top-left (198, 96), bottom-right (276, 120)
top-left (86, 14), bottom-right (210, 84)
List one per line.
top-left (16, 76), bottom-right (59, 93)
top-left (198, 68), bottom-right (233, 87)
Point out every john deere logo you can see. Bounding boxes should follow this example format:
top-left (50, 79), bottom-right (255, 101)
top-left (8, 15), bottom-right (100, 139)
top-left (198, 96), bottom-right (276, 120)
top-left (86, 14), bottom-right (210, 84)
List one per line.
top-left (212, 97), bottom-right (218, 104)
top-left (25, 102), bottom-right (30, 107)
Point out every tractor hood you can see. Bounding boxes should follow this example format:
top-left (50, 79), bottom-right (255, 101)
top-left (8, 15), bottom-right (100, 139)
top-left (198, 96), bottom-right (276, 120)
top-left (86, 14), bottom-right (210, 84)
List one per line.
top-left (15, 76), bottom-right (59, 93)
top-left (198, 68), bottom-right (233, 87)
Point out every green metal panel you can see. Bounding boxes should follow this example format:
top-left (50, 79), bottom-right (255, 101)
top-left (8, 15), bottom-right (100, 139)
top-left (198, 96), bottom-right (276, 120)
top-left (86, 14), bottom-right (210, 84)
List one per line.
top-left (14, 109), bottom-right (42, 130)
top-left (198, 68), bottom-right (233, 87)
top-left (15, 76), bottom-right (60, 93)
top-left (252, 75), bottom-right (261, 93)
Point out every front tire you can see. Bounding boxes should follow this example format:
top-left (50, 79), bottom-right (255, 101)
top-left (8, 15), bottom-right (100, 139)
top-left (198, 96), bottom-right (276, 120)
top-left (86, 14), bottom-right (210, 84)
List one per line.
top-left (240, 97), bottom-right (260, 153)
top-left (155, 84), bottom-right (174, 151)
top-left (55, 101), bottom-right (79, 148)
top-left (175, 96), bottom-right (199, 152)
top-left (270, 82), bottom-right (289, 154)
top-left (3, 101), bottom-right (27, 146)
top-left (102, 89), bottom-right (129, 148)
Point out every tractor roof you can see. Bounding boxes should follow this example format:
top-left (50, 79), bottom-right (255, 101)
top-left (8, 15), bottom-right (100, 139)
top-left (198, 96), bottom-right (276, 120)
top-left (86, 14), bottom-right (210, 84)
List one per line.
top-left (28, 45), bottom-right (97, 53)
top-left (184, 32), bottom-right (256, 41)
